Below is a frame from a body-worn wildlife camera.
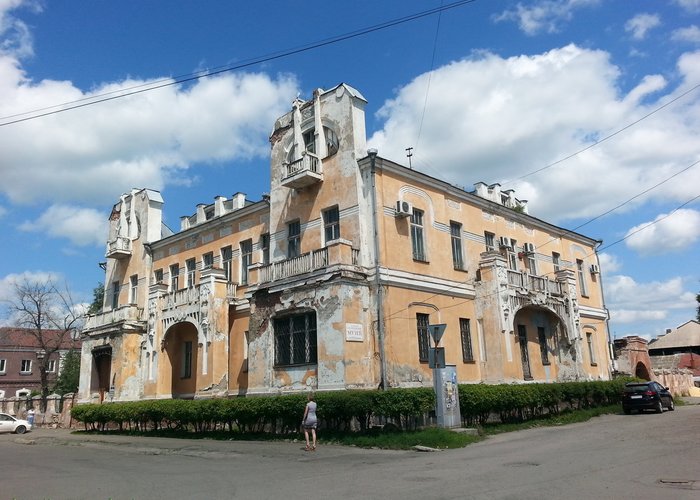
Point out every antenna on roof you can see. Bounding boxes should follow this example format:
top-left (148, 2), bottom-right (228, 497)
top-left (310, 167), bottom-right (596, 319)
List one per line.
top-left (406, 147), bottom-right (413, 169)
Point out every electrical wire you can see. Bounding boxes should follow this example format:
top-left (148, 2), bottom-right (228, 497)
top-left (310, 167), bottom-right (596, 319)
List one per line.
top-left (0, 0), bottom-right (478, 127)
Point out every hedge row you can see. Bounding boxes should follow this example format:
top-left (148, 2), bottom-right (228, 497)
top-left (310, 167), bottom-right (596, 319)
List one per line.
top-left (70, 388), bottom-right (435, 433)
top-left (458, 378), bottom-right (635, 426)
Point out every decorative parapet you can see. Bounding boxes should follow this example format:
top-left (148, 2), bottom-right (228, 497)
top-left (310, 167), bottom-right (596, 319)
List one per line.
top-left (281, 152), bottom-right (323, 189)
top-left (105, 236), bottom-right (132, 259)
top-left (83, 305), bottom-right (145, 336)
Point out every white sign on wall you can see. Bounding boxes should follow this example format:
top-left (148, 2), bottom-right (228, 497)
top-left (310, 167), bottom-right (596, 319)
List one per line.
top-left (345, 323), bottom-right (364, 342)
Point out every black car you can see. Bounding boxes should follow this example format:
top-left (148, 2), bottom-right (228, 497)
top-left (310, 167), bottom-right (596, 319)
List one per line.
top-left (622, 381), bottom-right (675, 414)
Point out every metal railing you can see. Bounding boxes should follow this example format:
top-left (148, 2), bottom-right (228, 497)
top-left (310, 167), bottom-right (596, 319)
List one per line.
top-left (259, 248), bottom-right (329, 283)
top-left (507, 270), bottom-right (562, 295)
top-left (285, 152), bottom-right (320, 178)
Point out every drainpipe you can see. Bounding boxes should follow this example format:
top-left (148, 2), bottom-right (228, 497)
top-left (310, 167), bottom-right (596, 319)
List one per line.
top-left (594, 240), bottom-right (614, 379)
top-left (368, 148), bottom-right (387, 390)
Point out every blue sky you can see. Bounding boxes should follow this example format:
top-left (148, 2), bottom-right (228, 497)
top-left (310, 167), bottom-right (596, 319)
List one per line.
top-left (0, 0), bottom-right (698, 340)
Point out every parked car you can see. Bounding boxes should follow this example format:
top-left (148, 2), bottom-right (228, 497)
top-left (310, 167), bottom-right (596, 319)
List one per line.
top-left (0, 412), bottom-right (33, 434)
top-left (622, 381), bottom-right (675, 414)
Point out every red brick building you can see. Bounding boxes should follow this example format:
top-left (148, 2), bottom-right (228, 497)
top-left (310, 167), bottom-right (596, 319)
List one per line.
top-left (0, 327), bottom-right (81, 399)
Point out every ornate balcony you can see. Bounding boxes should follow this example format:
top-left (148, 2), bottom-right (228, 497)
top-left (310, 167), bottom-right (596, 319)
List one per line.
top-left (106, 236), bottom-right (132, 259)
top-left (507, 270), bottom-right (562, 296)
top-left (281, 152), bottom-right (323, 189)
top-left (83, 305), bottom-right (145, 336)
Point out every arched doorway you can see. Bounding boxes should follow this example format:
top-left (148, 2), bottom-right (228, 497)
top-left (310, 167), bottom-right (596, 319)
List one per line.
top-left (91, 346), bottom-right (112, 402)
top-left (513, 306), bottom-right (567, 381)
top-left (163, 322), bottom-right (199, 399)
top-left (635, 362), bottom-right (651, 381)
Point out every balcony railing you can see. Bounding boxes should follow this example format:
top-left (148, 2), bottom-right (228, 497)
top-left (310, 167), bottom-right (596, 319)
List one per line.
top-left (163, 286), bottom-right (201, 310)
top-left (507, 270), bottom-right (562, 296)
top-left (84, 305), bottom-right (144, 332)
top-left (259, 248), bottom-right (329, 283)
top-left (282, 153), bottom-right (323, 188)
top-left (105, 236), bottom-right (132, 259)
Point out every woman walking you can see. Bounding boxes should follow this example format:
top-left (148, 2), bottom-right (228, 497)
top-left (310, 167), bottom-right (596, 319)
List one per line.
top-left (302, 393), bottom-right (317, 451)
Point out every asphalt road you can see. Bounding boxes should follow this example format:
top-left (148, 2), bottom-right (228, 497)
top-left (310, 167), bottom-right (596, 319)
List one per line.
top-left (1, 404), bottom-right (699, 500)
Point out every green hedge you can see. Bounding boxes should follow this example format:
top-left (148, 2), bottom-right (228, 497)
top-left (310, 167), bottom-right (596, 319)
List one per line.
top-left (71, 388), bottom-right (435, 433)
top-left (458, 378), bottom-right (635, 426)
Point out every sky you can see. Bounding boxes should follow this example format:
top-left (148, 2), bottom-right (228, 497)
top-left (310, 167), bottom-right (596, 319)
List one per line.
top-left (0, 0), bottom-right (698, 340)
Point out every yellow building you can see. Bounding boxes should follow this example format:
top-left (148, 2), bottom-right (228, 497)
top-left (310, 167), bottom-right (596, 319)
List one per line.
top-left (78, 83), bottom-right (611, 402)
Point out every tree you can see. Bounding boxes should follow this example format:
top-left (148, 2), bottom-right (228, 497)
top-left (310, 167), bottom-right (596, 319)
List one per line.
top-left (696, 290), bottom-right (700, 322)
top-left (2, 276), bottom-right (84, 411)
top-left (53, 349), bottom-right (81, 395)
top-left (88, 283), bottom-right (104, 315)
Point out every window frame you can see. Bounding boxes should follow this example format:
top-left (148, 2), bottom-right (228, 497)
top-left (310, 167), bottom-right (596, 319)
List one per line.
top-left (111, 281), bottom-right (119, 309)
top-left (186, 258), bottom-right (196, 288)
top-left (577, 259), bottom-right (589, 296)
top-left (169, 264), bottom-right (180, 292)
top-left (202, 252), bottom-right (214, 270)
top-left (181, 340), bottom-right (193, 379)
top-left (538, 327), bottom-right (550, 365)
top-left (221, 246), bottom-right (233, 283)
top-left (260, 234), bottom-right (270, 266)
top-left (273, 312), bottom-right (318, 367)
top-left (154, 269), bottom-right (164, 285)
top-left (416, 313), bottom-right (430, 363)
top-left (0, 358), bottom-right (6, 374)
top-left (20, 359), bottom-right (32, 374)
top-left (552, 252), bottom-right (561, 272)
top-left (323, 206), bottom-right (341, 244)
top-left (288, 220), bottom-right (301, 259)
top-left (460, 318), bottom-right (474, 362)
top-left (410, 208), bottom-right (427, 262)
top-left (129, 275), bottom-right (138, 304)
top-left (586, 332), bottom-right (597, 366)
top-left (240, 239), bottom-right (253, 285)
top-left (47, 359), bottom-right (57, 373)
top-left (484, 232), bottom-right (496, 252)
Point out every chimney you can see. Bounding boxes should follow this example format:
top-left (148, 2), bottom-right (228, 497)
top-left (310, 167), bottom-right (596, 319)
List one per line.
top-left (214, 196), bottom-right (226, 217)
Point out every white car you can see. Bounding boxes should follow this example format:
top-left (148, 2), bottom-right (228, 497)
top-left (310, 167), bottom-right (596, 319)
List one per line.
top-left (0, 412), bottom-right (32, 434)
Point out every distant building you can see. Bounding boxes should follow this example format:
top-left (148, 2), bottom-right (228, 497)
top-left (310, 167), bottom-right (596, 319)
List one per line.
top-left (79, 83), bottom-right (612, 403)
top-left (649, 320), bottom-right (700, 379)
top-left (0, 327), bottom-right (81, 398)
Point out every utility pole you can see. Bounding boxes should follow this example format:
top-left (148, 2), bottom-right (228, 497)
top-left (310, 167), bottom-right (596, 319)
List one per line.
top-left (405, 147), bottom-right (413, 169)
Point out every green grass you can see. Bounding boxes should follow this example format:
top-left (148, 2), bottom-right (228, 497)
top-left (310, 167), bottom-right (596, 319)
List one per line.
top-left (73, 404), bottom-right (624, 450)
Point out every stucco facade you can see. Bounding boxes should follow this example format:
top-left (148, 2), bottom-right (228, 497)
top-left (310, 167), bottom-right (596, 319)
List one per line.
top-left (78, 83), bottom-right (612, 403)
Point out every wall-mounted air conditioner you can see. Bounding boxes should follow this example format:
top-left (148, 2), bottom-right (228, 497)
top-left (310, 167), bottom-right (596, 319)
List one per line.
top-left (590, 264), bottom-right (600, 274)
top-left (499, 236), bottom-right (512, 249)
top-left (395, 200), bottom-right (413, 217)
top-left (523, 242), bottom-right (536, 254)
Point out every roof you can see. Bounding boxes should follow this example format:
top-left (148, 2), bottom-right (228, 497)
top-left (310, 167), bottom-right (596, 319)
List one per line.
top-left (648, 320), bottom-right (700, 350)
top-left (0, 327), bottom-right (82, 350)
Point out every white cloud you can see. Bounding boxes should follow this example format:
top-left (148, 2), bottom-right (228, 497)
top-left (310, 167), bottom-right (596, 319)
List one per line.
top-left (0, 270), bottom-right (62, 302)
top-left (624, 208), bottom-right (700, 255)
top-left (0, 61), bottom-right (299, 206)
top-left (369, 45), bottom-right (700, 224)
top-left (624, 13), bottom-right (661, 40)
top-left (0, 0), bottom-right (40, 59)
top-left (597, 252), bottom-right (622, 273)
top-left (494, 0), bottom-right (599, 35)
top-left (605, 275), bottom-right (696, 325)
top-left (674, 0), bottom-right (700, 13)
top-left (18, 204), bottom-right (108, 247)
top-left (672, 25), bottom-right (700, 43)
top-left (0, 205), bottom-right (6, 218)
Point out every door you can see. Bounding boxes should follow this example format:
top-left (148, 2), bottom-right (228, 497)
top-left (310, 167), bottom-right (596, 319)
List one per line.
top-left (518, 325), bottom-right (532, 380)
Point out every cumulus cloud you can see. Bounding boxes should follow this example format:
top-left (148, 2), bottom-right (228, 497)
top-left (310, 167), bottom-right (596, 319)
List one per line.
top-left (625, 13), bottom-right (661, 40)
top-left (369, 45), bottom-right (700, 224)
top-left (597, 252), bottom-right (622, 273)
top-left (0, 0), bottom-right (40, 59)
top-left (605, 275), bottom-right (696, 325)
top-left (493, 0), bottom-right (599, 35)
top-left (674, 0), bottom-right (700, 13)
top-left (624, 208), bottom-right (700, 255)
top-left (0, 270), bottom-right (62, 302)
top-left (672, 25), bottom-right (700, 43)
top-left (18, 204), bottom-right (109, 247)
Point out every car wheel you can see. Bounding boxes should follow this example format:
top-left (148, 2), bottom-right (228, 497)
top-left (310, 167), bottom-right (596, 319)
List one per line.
top-left (15, 425), bottom-right (26, 434)
top-left (623, 408), bottom-right (631, 415)
top-left (669, 400), bottom-right (675, 411)
top-left (655, 401), bottom-right (663, 413)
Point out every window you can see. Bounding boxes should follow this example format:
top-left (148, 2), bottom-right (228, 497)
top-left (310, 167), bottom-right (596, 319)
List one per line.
top-left (221, 246), bottom-right (233, 282)
top-left (274, 312), bottom-right (317, 366)
top-left (416, 313), bottom-right (430, 363)
top-left (450, 222), bottom-right (464, 270)
top-left (20, 359), bottom-right (32, 373)
top-left (181, 341), bottom-right (193, 379)
top-left (538, 327), bottom-right (550, 365)
top-left (507, 240), bottom-right (518, 271)
top-left (0, 359), bottom-right (6, 374)
top-left (288, 220), bottom-right (301, 258)
top-left (129, 275), bottom-right (138, 304)
top-left (552, 252), bottom-right (561, 272)
top-left (411, 209), bottom-right (426, 261)
top-left (577, 259), bottom-right (588, 296)
top-left (202, 252), bottom-right (214, 270)
top-left (302, 129), bottom-right (316, 154)
top-left (170, 264), bottom-right (180, 291)
top-left (154, 269), bottom-right (164, 284)
top-left (587, 332), bottom-right (597, 365)
top-left (323, 206), bottom-right (340, 243)
top-left (186, 258), bottom-right (196, 288)
top-left (460, 318), bottom-right (474, 362)
top-left (47, 359), bottom-right (57, 373)
top-left (525, 250), bottom-right (537, 275)
top-left (111, 281), bottom-right (119, 309)
top-left (261, 233), bottom-right (270, 265)
top-left (240, 239), bottom-right (253, 285)
top-left (485, 232), bottom-right (496, 252)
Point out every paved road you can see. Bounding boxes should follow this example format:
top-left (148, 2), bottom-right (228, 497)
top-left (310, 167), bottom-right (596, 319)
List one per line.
top-left (1, 405), bottom-right (699, 500)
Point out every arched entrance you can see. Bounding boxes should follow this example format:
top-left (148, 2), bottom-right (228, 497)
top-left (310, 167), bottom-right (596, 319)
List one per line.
top-left (635, 362), bottom-right (651, 381)
top-left (512, 306), bottom-right (568, 381)
top-left (163, 322), bottom-right (199, 399)
top-left (91, 346), bottom-right (112, 402)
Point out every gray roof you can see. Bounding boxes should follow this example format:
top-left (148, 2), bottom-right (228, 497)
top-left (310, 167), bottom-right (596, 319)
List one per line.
top-left (648, 320), bottom-right (700, 349)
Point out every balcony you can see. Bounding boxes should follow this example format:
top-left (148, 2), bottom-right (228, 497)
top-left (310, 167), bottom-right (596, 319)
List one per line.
top-left (281, 153), bottom-right (323, 189)
top-left (83, 305), bottom-right (145, 336)
top-left (507, 270), bottom-right (562, 296)
top-left (106, 236), bottom-right (132, 259)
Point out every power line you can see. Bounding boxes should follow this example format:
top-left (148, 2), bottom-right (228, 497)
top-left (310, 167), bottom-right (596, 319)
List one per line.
top-left (0, 0), bottom-right (478, 128)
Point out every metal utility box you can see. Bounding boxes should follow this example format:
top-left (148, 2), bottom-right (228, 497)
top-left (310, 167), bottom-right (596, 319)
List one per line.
top-left (433, 364), bottom-right (461, 428)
